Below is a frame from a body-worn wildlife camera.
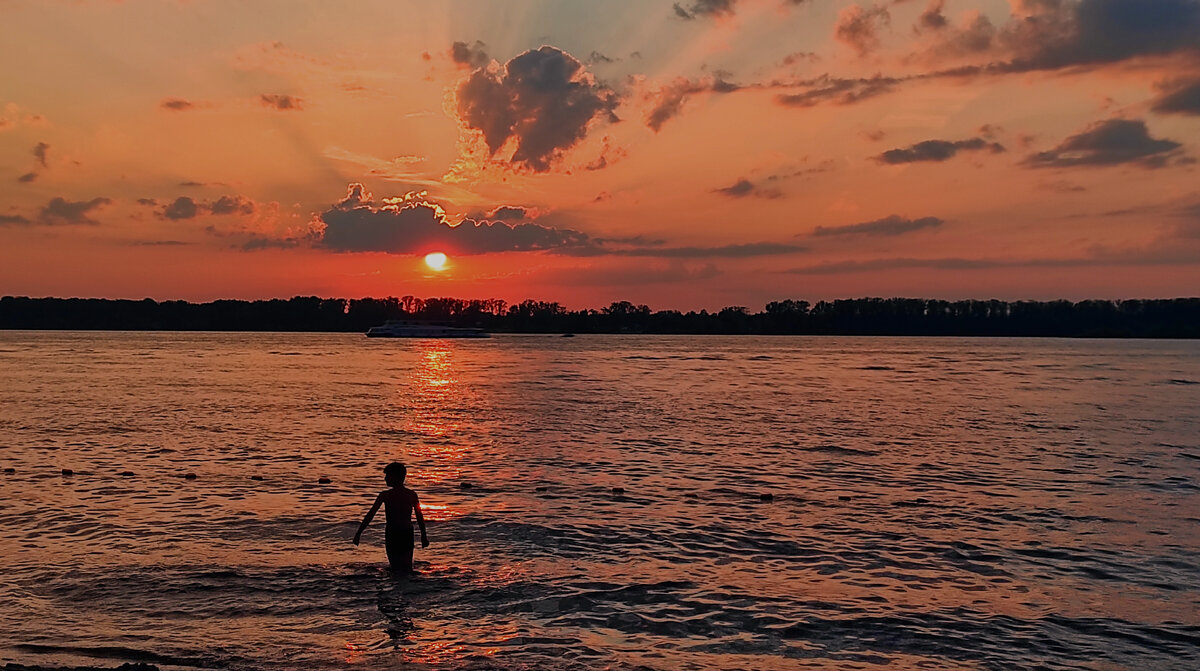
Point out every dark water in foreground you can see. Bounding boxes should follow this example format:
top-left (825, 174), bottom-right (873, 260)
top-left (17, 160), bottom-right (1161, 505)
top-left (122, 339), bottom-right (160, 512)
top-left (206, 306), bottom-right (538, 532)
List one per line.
top-left (1, 332), bottom-right (1199, 671)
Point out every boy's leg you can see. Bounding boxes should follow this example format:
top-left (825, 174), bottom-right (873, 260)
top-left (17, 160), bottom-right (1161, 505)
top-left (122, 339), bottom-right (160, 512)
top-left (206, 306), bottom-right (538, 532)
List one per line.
top-left (386, 526), bottom-right (415, 572)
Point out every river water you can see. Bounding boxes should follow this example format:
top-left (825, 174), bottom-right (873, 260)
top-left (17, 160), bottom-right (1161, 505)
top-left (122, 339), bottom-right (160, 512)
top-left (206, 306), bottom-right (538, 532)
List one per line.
top-left (1, 332), bottom-right (1198, 670)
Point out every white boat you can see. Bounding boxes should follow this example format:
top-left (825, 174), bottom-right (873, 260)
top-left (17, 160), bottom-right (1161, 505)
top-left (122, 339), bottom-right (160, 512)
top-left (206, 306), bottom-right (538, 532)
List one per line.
top-left (365, 320), bottom-right (490, 338)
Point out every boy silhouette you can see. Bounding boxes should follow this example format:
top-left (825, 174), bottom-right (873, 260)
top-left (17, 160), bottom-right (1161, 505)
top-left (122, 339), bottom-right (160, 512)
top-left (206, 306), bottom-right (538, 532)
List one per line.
top-left (353, 462), bottom-right (429, 573)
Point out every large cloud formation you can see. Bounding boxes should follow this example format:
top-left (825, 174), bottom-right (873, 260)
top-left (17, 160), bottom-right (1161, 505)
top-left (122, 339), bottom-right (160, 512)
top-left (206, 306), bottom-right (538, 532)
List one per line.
top-left (317, 184), bottom-right (593, 254)
top-left (313, 184), bottom-right (805, 258)
top-left (455, 46), bottom-right (620, 172)
top-left (1024, 118), bottom-right (1186, 168)
top-left (919, 0), bottom-right (1200, 73)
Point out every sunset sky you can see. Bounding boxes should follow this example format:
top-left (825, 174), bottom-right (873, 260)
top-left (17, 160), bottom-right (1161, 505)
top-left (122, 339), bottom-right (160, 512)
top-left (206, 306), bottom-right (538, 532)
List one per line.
top-left (2, 0), bottom-right (1199, 309)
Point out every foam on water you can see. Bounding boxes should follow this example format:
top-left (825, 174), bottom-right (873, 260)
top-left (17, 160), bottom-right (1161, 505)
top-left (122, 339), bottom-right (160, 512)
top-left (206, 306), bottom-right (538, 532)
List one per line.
top-left (1, 332), bottom-right (1198, 670)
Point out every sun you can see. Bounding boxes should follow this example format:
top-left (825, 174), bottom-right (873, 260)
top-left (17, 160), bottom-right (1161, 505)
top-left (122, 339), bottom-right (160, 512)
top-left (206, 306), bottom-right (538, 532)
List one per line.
top-left (424, 252), bottom-right (448, 271)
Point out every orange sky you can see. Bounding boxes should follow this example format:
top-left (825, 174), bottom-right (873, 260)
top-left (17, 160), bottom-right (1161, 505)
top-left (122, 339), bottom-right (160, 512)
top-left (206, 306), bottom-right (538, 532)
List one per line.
top-left (1, 0), bottom-right (1198, 309)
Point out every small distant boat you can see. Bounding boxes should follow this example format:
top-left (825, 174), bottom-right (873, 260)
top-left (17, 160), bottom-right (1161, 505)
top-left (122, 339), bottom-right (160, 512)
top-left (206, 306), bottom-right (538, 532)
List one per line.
top-left (365, 320), bottom-right (490, 338)
top-left (561, 333), bottom-right (576, 338)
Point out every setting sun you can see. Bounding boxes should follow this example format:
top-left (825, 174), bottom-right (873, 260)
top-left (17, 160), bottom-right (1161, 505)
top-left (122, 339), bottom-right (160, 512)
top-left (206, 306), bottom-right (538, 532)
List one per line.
top-left (424, 252), bottom-right (448, 271)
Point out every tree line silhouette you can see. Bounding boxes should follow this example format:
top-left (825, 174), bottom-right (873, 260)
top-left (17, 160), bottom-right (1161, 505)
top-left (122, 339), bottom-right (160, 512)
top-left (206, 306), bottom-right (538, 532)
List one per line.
top-left (1, 295), bottom-right (1197, 337)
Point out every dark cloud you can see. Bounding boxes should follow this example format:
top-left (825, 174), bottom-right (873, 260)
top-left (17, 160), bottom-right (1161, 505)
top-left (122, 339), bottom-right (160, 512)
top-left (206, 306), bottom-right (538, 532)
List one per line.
top-left (673, 0), bottom-right (737, 20)
top-left (38, 196), bottom-right (111, 225)
top-left (1037, 179), bottom-right (1089, 192)
top-left (456, 46), bottom-right (620, 172)
top-left (160, 98), bottom-right (194, 111)
top-left (835, 4), bottom-right (891, 57)
top-left (260, 94), bottom-right (302, 111)
top-left (209, 195), bottom-right (256, 215)
top-left (567, 242), bottom-right (806, 258)
top-left (918, 0), bottom-right (1200, 73)
top-left (917, 0), bottom-right (948, 31)
top-left (487, 206), bottom-right (535, 221)
top-left (0, 214), bottom-right (31, 225)
top-left (33, 142), bottom-right (49, 168)
top-left (674, 0), bottom-right (811, 20)
top-left (450, 41), bottom-right (489, 68)
top-left (715, 179), bottom-right (755, 197)
top-left (587, 51), bottom-right (615, 65)
top-left (1024, 118), bottom-right (1185, 168)
top-left (712, 178), bottom-right (783, 199)
top-left (812, 215), bottom-right (944, 237)
top-left (877, 137), bottom-right (1006, 164)
top-left (782, 257), bottom-right (1080, 274)
top-left (313, 184), bottom-right (803, 259)
top-left (163, 196), bottom-right (200, 220)
top-left (1151, 77), bottom-right (1200, 115)
top-left (781, 51), bottom-right (819, 66)
top-left (317, 184), bottom-right (592, 255)
top-left (156, 194), bottom-right (258, 219)
top-left (17, 172), bottom-right (36, 183)
top-left (646, 76), bottom-right (741, 131)
top-left (775, 75), bottom-right (899, 107)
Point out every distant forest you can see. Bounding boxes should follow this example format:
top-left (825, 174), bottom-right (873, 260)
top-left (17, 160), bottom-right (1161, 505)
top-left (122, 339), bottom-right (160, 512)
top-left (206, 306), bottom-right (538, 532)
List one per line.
top-left (2, 295), bottom-right (1199, 337)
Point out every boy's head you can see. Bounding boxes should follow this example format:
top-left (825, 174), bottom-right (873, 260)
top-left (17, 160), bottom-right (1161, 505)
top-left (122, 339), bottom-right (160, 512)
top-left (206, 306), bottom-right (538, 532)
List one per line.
top-left (383, 461), bottom-right (407, 486)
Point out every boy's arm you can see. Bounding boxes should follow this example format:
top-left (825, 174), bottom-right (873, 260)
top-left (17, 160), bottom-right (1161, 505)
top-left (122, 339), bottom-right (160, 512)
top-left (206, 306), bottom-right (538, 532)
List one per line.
top-left (413, 492), bottom-right (429, 547)
top-left (353, 493), bottom-right (383, 545)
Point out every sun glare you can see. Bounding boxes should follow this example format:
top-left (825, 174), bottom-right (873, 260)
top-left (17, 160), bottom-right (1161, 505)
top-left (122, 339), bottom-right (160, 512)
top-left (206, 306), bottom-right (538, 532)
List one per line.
top-left (424, 252), bottom-right (448, 271)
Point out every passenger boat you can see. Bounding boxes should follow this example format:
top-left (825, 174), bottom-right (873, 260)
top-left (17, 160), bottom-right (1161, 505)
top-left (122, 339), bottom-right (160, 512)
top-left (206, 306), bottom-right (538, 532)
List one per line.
top-left (365, 320), bottom-right (490, 338)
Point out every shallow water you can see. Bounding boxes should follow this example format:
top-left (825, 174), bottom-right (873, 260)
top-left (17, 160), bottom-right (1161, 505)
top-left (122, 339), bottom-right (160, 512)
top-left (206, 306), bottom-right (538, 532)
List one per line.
top-left (1, 332), bottom-right (1199, 670)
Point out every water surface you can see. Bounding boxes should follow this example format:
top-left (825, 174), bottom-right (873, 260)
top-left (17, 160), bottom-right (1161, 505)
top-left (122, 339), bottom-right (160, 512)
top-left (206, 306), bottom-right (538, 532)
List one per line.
top-left (1, 332), bottom-right (1198, 670)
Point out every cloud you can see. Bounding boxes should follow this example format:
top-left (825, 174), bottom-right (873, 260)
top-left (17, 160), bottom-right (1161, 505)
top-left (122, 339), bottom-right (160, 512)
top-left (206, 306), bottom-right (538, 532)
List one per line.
top-left (38, 196), bottom-right (112, 225)
top-left (487, 205), bottom-right (537, 221)
top-left (0, 214), bottom-right (31, 225)
top-left (712, 178), bottom-right (783, 199)
top-left (673, 0), bottom-right (812, 20)
top-left (577, 242), bottom-right (806, 258)
top-left (160, 98), bottom-right (194, 111)
top-left (812, 215), bottom-right (944, 237)
top-left (312, 184), bottom-right (804, 258)
top-left (646, 75), bottom-right (740, 131)
top-left (163, 197), bottom-right (199, 220)
top-left (33, 142), bottom-right (49, 168)
top-left (317, 184), bottom-right (593, 255)
top-left (916, 0), bottom-right (948, 32)
top-left (209, 195), bottom-right (256, 215)
top-left (916, 0), bottom-right (1200, 73)
top-left (1024, 118), bottom-right (1185, 168)
top-left (877, 137), bottom-right (1006, 163)
top-left (673, 0), bottom-right (737, 20)
top-left (260, 94), bottom-right (303, 111)
top-left (156, 194), bottom-right (258, 219)
top-left (450, 41), bottom-right (489, 68)
top-left (17, 172), bottom-right (36, 183)
top-left (1151, 77), bottom-right (1200, 115)
top-left (775, 75), bottom-right (900, 107)
top-left (455, 46), bottom-right (620, 172)
top-left (835, 4), bottom-right (891, 57)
